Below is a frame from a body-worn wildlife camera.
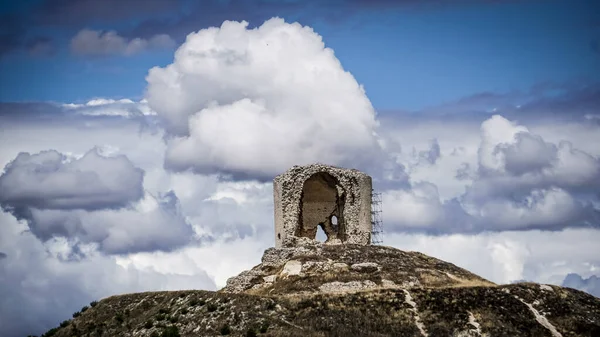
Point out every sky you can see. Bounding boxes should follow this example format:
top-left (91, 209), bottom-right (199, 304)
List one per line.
top-left (0, 0), bottom-right (599, 336)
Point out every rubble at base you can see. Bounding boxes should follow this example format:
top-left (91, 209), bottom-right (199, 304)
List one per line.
top-left (222, 241), bottom-right (494, 295)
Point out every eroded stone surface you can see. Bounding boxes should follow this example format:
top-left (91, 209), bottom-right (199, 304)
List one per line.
top-left (281, 260), bottom-right (302, 277)
top-left (273, 164), bottom-right (372, 247)
top-left (263, 275), bottom-right (277, 283)
top-left (319, 280), bottom-right (377, 293)
top-left (351, 262), bottom-right (381, 272)
top-left (404, 289), bottom-right (428, 336)
top-left (222, 243), bottom-right (495, 295)
top-left (333, 262), bottom-right (349, 270)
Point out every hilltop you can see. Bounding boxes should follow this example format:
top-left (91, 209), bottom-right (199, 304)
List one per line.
top-left (40, 241), bottom-right (600, 337)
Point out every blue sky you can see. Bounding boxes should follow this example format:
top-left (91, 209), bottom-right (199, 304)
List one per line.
top-left (1, 0), bottom-right (598, 110)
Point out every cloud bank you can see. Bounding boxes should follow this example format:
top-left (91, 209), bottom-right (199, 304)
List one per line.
top-left (1, 95), bottom-right (600, 336)
top-left (71, 29), bottom-right (175, 56)
top-left (0, 148), bottom-right (144, 211)
top-left (0, 148), bottom-right (193, 254)
top-left (381, 114), bottom-right (600, 234)
top-left (0, 210), bottom-right (215, 337)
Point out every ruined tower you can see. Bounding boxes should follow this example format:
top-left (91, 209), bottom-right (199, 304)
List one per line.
top-left (273, 164), bottom-right (372, 248)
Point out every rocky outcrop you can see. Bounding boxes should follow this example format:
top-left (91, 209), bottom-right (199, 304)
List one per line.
top-left (222, 240), bottom-right (494, 295)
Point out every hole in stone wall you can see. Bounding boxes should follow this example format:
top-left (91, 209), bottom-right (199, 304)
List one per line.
top-left (278, 233), bottom-right (281, 240)
top-left (298, 172), bottom-right (345, 241)
top-left (316, 224), bottom-right (327, 242)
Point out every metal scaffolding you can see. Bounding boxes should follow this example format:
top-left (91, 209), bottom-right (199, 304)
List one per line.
top-left (371, 189), bottom-right (383, 245)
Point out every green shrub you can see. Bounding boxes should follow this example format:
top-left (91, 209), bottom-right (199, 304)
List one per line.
top-left (115, 313), bottom-right (124, 323)
top-left (246, 328), bottom-right (257, 337)
top-left (72, 311), bottom-right (81, 318)
top-left (259, 322), bottom-right (270, 333)
top-left (90, 300), bottom-right (98, 307)
top-left (180, 308), bottom-right (188, 315)
top-left (160, 325), bottom-right (180, 337)
top-left (41, 327), bottom-right (59, 337)
top-left (150, 331), bottom-right (160, 337)
top-left (81, 305), bottom-right (89, 312)
top-left (159, 308), bottom-right (169, 314)
top-left (220, 324), bottom-right (231, 335)
top-left (168, 315), bottom-right (179, 323)
top-left (156, 313), bottom-right (166, 321)
top-left (145, 320), bottom-right (154, 329)
top-left (207, 303), bottom-right (218, 312)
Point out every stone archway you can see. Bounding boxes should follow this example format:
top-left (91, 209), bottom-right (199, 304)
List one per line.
top-left (296, 172), bottom-right (345, 242)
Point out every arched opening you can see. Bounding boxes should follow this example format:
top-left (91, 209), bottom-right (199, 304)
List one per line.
top-left (296, 172), bottom-right (345, 242)
top-left (315, 224), bottom-right (327, 242)
top-left (330, 215), bottom-right (339, 234)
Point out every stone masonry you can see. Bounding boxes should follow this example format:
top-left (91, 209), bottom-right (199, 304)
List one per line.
top-left (273, 164), bottom-right (372, 248)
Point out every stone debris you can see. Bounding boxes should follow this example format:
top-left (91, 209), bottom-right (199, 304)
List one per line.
top-left (513, 295), bottom-right (563, 337)
top-left (319, 280), bottom-right (378, 293)
top-left (301, 261), bottom-right (329, 273)
top-left (381, 279), bottom-right (398, 288)
top-left (468, 311), bottom-right (481, 333)
top-left (281, 260), bottom-right (302, 277)
top-left (456, 311), bottom-right (485, 337)
top-left (468, 311), bottom-right (483, 336)
top-left (263, 275), bottom-right (277, 283)
top-left (401, 276), bottom-right (422, 289)
top-left (222, 243), bottom-right (494, 294)
top-left (332, 262), bottom-right (349, 270)
top-left (224, 269), bottom-right (263, 294)
top-left (403, 289), bottom-right (428, 337)
top-left (350, 262), bottom-right (381, 272)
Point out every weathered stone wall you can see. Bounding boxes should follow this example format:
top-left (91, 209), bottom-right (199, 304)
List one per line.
top-left (273, 164), bottom-right (372, 248)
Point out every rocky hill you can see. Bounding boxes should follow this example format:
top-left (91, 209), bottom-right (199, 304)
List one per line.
top-left (40, 241), bottom-right (600, 337)
top-left (221, 237), bottom-right (495, 295)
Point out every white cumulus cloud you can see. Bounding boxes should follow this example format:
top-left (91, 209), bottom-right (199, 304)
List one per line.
top-left (145, 18), bottom-right (382, 179)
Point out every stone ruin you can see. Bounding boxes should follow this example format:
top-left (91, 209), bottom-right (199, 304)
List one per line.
top-left (273, 164), bottom-right (372, 248)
